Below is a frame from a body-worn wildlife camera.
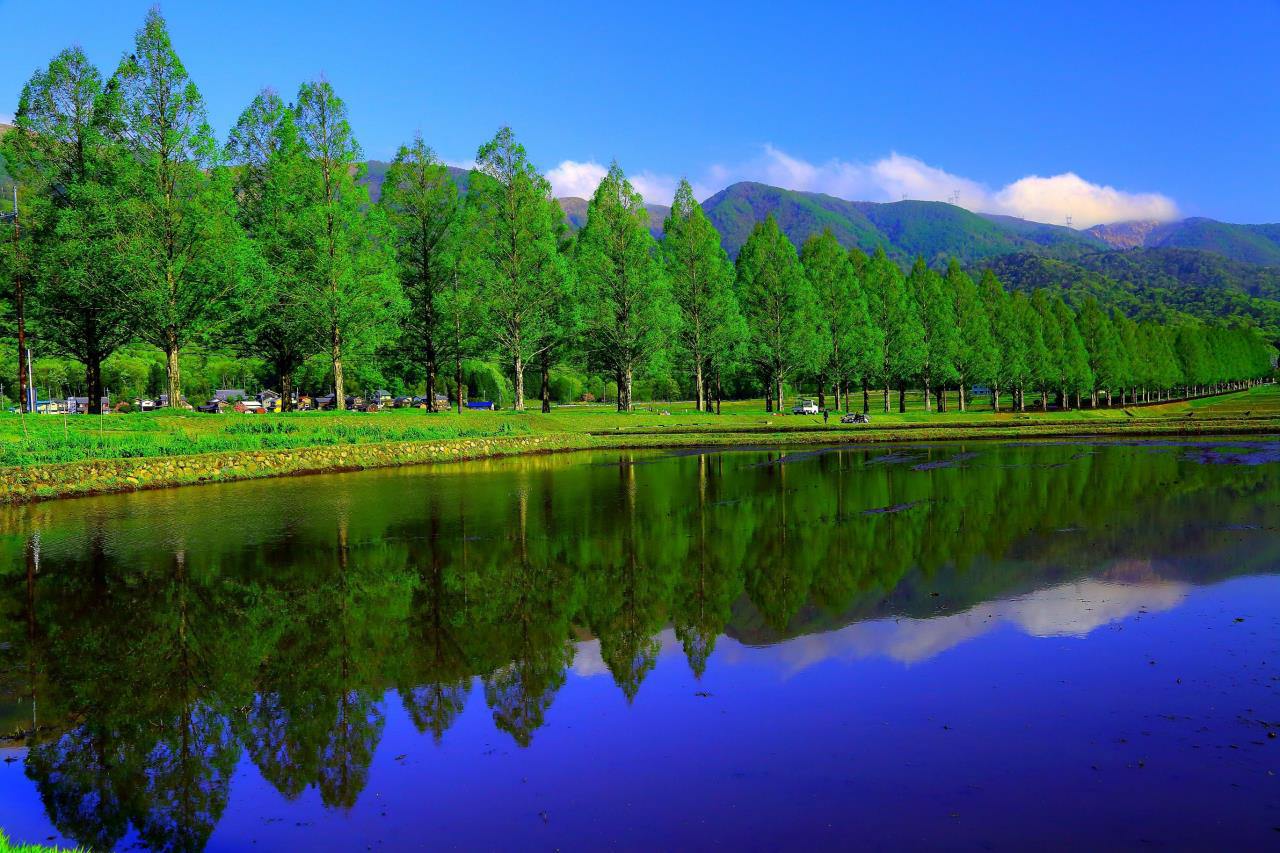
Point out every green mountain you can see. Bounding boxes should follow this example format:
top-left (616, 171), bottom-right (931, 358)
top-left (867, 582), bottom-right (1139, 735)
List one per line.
top-left (698, 181), bottom-right (1108, 263)
top-left (978, 248), bottom-right (1280, 339)
top-left (1086, 217), bottom-right (1280, 267)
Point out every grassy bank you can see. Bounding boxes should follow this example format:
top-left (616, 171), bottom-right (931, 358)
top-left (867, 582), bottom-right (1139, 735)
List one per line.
top-left (0, 831), bottom-right (82, 853)
top-left (1, 385), bottom-right (1277, 503)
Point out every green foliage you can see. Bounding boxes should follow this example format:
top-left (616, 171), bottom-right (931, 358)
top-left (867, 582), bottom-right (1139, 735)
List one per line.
top-left (735, 215), bottom-right (818, 409)
top-left (801, 229), bottom-right (865, 400)
top-left (662, 179), bottom-right (741, 408)
top-left (97, 9), bottom-right (255, 407)
top-left (576, 163), bottom-right (674, 411)
top-left (864, 247), bottom-right (924, 409)
top-left (906, 256), bottom-right (959, 404)
top-left (381, 134), bottom-right (460, 402)
top-left (461, 127), bottom-right (567, 410)
top-left (292, 79), bottom-right (404, 409)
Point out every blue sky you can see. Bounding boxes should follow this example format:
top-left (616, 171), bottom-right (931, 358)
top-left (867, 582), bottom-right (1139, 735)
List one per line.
top-left (3, 0), bottom-right (1278, 225)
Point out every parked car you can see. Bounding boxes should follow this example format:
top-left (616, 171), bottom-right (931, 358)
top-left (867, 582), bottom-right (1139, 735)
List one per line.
top-left (841, 412), bottom-right (870, 424)
top-left (792, 399), bottom-right (819, 415)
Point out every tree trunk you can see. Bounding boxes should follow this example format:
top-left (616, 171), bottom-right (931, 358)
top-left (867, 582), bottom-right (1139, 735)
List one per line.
top-left (86, 348), bottom-right (103, 416)
top-left (923, 375), bottom-right (932, 412)
top-left (540, 349), bottom-right (551, 413)
top-left (622, 366), bottom-right (634, 412)
top-left (1040, 386), bottom-right (1048, 412)
top-left (14, 216), bottom-right (28, 414)
top-left (898, 385), bottom-right (906, 414)
top-left (959, 383), bottom-right (967, 412)
top-left (992, 381), bottom-right (1000, 413)
top-left (281, 370), bottom-right (294, 413)
top-left (165, 328), bottom-right (181, 411)
top-left (332, 327), bottom-right (345, 411)
top-left (817, 374), bottom-right (826, 410)
top-left (513, 351), bottom-right (525, 411)
top-left (715, 373), bottom-right (722, 415)
top-left (426, 336), bottom-right (438, 413)
top-left (883, 383), bottom-right (890, 414)
top-left (775, 377), bottom-right (784, 412)
top-left (694, 357), bottom-right (705, 412)
top-left (455, 353), bottom-right (465, 414)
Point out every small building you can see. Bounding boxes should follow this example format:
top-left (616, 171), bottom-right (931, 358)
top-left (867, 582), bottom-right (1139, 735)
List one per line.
top-left (66, 396), bottom-right (112, 414)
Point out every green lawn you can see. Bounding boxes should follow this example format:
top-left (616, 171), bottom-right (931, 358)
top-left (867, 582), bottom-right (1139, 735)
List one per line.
top-left (1, 385), bottom-right (1276, 470)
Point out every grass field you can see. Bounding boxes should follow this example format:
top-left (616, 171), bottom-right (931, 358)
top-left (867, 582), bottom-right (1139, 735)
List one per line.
top-left (2, 385), bottom-right (1277, 471)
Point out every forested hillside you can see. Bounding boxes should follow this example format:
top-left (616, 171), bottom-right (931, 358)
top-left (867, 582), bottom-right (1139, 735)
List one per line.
top-left (980, 248), bottom-right (1280, 339)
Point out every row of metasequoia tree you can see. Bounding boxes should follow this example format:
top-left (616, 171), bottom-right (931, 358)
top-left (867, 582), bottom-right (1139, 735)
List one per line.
top-left (2, 11), bottom-right (1274, 414)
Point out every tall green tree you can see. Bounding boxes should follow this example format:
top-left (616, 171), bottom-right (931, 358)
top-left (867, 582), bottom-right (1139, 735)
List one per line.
top-left (461, 127), bottom-right (565, 411)
top-left (846, 247), bottom-right (885, 413)
top-left (662, 178), bottom-right (738, 411)
top-left (1031, 289), bottom-right (1062, 411)
top-left (979, 270), bottom-right (1018, 412)
top-left (6, 47), bottom-right (133, 413)
top-left (946, 260), bottom-right (995, 412)
top-left (1008, 292), bottom-right (1049, 411)
top-left (1077, 297), bottom-right (1123, 406)
top-left (735, 214), bottom-right (816, 411)
top-left (864, 247), bottom-right (923, 412)
top-left (576, 163), bottom-right (673, 412)
top-left (801, 229), bottom-right (858, 411)
top-left (906, 257), bottom-right (959, 412)
top-left (1050, 294), bottom-right (1092, 408)
top-left (224, 89), bottom-right (310, 409)
top-left (293, 79), bottom-right (402, 408)
top-left (380, 134), bottom-right (459, 408)
top-left (98, 9), bottom-right (250, 407)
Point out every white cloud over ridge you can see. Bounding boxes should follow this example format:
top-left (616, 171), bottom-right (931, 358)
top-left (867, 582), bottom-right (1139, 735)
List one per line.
top-left (545, 146), bottom-right (1178, 228)
top-left (546, 159), bottom-right (677, 208)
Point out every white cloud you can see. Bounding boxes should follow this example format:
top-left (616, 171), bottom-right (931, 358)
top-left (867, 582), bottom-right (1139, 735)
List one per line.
top-left (545, 146), bottom-right (1179, 227)
top-left (546, 159), bottom-right (608, 200)
top-left (546, 159), bottom-right (679, 207)
top-left (992, 173), bottom-right (1178, 227)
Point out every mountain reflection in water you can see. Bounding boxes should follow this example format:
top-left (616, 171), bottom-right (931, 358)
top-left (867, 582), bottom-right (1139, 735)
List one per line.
top-left (0, 440), bottom-right (1277, 851)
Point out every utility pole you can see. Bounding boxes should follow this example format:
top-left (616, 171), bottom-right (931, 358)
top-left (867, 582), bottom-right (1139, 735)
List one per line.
top-left (2, 186), bottom-right (27, 413)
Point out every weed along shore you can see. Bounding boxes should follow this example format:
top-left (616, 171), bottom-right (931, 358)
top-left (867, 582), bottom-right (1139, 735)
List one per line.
top-left (0, 433), bottom-right (589, 503)
top-left (2, 385), bottom-right (1278, 504)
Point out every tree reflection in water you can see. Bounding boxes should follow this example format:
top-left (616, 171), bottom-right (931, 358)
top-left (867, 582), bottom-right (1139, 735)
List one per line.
top-left (1, 441), bottom-right (1276, 850)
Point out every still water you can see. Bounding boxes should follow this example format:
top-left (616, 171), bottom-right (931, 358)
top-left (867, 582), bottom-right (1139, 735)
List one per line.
top-left (1, 440), bottom-right (1278, 850)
